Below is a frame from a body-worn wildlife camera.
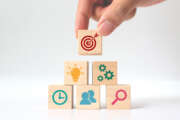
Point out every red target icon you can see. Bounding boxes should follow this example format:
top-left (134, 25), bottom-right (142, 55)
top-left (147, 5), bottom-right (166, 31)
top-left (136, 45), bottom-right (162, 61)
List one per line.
top-left (81, 33), bottom-right (98, 51)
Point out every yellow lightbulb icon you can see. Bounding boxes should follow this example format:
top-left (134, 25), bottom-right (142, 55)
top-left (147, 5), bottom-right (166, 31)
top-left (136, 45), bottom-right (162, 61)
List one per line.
top-left (71, 67), bottom-right (80, 82)
top-left (67, 64), bottom-right (84, 83)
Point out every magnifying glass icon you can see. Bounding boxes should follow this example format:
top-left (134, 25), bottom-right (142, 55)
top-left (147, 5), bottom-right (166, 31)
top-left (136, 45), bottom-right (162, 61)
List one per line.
top-left (112, 89), bottom-right (127, 105)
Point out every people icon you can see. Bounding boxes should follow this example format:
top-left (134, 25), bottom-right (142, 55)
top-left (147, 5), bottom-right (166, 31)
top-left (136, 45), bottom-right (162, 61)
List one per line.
top-left (80, 90), bottom-right (96, 105)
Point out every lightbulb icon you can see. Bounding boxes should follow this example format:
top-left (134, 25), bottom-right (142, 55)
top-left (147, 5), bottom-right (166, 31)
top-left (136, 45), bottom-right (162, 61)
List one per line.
top-left (67, 64), bottom-right (84, 82)
top-left (71, 67), bottom-right (80, 82)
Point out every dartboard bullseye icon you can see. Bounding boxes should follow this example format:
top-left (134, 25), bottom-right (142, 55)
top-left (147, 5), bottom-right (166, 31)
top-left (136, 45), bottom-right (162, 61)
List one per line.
top-left (81, 33), bottom-right (98, 51)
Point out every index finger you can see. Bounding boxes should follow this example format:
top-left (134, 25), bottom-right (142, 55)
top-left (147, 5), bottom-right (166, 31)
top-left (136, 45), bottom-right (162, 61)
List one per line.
top-left (75, 0), bottom-right (96, 38)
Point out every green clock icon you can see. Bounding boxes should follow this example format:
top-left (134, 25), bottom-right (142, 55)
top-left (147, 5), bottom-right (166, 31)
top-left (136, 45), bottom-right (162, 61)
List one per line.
top-left (52, 90), bottom-right (68, 105)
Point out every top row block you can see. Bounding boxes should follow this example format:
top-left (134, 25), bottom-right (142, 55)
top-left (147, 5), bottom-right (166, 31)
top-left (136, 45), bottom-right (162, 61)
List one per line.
top-left (78, 30), bottom-right (102, 55)
top-left (64, 61), bottom-right (117, 85)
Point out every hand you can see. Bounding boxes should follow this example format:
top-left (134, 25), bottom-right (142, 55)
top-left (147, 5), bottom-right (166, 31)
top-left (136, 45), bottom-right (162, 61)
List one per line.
top-left (75, 0), bottom-right (165, 37)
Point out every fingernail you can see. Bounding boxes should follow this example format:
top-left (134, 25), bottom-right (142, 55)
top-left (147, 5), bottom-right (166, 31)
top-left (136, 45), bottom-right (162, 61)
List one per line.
top-left (97, 20), bottom-right (115, 36)
top-left (98, 16), bottom-right (106, 27)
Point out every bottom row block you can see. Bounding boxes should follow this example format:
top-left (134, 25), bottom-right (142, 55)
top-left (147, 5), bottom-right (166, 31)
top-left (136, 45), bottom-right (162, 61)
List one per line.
top-left (76, 85), bottom-right (100, 109)
top-left (48, 85), bottom-right (130, 109)
top-left (106, 85), bottom-right (130, 109)
top-left (48, 85), bottom-right (73, 109)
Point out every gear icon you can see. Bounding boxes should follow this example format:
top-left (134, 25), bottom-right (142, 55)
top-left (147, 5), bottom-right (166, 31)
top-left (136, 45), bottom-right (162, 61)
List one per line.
top-left (97, 75), bottom-right (104, 82)
top-left (99, 64), bottom-right (106, 72)
top-left (104, 70), bottom-right (114, 80)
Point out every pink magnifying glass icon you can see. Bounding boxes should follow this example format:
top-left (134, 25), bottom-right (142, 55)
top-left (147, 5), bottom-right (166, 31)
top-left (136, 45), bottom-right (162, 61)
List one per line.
top-left (112, 89), bottom-right (127, 105)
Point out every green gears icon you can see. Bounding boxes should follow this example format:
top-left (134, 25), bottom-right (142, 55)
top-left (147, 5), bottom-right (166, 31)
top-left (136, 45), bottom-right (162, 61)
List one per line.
top-left (99, 64), bottom-right (106, 72)
top-left (104, 70), bottom-right (114, 80)
top-left (97, 75), bottom-right (104, 82)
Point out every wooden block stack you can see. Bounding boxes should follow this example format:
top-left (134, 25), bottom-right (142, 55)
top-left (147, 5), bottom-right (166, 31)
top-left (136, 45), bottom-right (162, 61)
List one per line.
top-left (48, 30), bottom-right (131, 110)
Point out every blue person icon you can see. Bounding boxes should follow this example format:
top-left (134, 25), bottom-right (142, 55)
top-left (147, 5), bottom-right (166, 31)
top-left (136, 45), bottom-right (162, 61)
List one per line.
top-left (80, 92), bottom-right (91, 105)
top-left (88, 90), bottom-right (96, 103)
top-left (80, 90), bottom-right (96, 105)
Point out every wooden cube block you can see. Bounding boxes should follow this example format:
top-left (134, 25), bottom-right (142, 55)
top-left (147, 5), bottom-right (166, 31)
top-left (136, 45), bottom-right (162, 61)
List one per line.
top-left (76, 85), bottom-right (100, 109)
top-left (106, 85), bottom-right (131, 109)
top-left (64, 61), bottom-right (88, 85)
top-left (48, 85), bottom-right (73, 109)
top-left (78, 30), bottom-right (102, 55)
top-left (93, 61), bottom-right (117, 85)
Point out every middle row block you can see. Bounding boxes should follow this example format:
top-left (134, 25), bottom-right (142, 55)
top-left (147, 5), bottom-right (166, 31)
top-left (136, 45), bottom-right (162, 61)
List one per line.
top-left (64, 61), bottom-right (117, 85)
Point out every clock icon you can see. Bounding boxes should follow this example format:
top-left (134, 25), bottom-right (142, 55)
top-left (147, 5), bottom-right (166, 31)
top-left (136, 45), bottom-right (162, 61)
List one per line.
top-left (52, 90), bottom-right (68, 105)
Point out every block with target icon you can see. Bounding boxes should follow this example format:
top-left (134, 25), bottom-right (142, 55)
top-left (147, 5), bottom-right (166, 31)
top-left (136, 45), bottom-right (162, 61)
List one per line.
top-left (106, 85), bottom-right (131, 109)
top-left (64, 61), bottom-right (88, 85)
top-left (78, 30), bottom-right (102, 55)
top-left (92, 61), bottom-right (117, 85)
top-left (48, 85), bottom-right (73, 109)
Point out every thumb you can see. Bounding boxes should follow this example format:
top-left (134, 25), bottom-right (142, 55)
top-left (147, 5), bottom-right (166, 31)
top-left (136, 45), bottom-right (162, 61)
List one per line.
top-left (97, 0), bottom-right (136, 36)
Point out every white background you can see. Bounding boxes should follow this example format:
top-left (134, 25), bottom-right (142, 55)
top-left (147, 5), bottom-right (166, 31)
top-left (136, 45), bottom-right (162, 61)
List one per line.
top-left (0, 0), bottom-right (180, 120)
